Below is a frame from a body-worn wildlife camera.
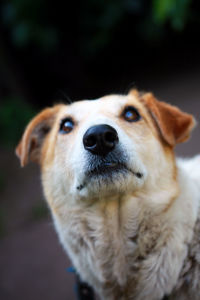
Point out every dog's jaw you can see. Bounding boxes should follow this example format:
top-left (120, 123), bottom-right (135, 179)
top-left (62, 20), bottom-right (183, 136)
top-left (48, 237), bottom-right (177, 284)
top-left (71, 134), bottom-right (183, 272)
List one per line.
top-left (72, 158), bottom-right (147, 200)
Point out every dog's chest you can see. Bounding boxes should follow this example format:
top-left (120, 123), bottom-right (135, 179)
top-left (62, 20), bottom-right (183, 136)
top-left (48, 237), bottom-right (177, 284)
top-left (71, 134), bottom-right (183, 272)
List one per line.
top-left (54, 198), bottom-right (141, 288)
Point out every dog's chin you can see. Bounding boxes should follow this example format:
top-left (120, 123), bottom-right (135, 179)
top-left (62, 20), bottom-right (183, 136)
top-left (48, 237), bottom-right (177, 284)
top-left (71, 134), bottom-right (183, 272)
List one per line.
top-left (76, 163), bottom-right (144, 198)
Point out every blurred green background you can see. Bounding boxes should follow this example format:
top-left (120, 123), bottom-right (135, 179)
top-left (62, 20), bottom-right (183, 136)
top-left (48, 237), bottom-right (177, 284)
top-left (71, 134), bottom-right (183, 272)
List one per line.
top-left (1, 1), bottom-right (200, 299)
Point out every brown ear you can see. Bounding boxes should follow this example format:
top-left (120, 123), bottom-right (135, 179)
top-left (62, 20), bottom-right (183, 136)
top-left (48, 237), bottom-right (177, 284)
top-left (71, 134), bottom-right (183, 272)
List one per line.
top-left (16, 105), bottom-right (62, 167)
top-left (142, 93), bottom-right (196, 146)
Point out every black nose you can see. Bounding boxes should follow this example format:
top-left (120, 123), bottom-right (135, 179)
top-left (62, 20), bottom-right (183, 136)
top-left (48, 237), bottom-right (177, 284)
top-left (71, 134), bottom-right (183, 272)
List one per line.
top-left (83, 124), bottom-right (119, 156)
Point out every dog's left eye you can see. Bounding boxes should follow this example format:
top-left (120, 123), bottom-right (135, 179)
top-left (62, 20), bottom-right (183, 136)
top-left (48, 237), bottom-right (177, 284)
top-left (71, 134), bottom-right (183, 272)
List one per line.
top-left (59, 118), bottom-right (74, 134)
top-left (123, 106), bottom-right (141, 122)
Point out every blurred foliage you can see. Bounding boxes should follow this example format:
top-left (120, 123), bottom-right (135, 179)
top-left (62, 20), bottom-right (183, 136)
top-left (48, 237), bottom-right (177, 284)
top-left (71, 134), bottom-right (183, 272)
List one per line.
top-left (0, 97), bottom-right (36, 147)
top-left (1, 0), bottom-right (58, 50)
top-left (0, 0), bottom-right (195, 56)
top-left (153, 0), bottom-right (192, 30)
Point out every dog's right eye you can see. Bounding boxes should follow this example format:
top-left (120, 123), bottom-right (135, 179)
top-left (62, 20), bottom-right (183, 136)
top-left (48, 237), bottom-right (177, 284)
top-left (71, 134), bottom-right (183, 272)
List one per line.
top-left (59, 118), bottom-right (74, 134)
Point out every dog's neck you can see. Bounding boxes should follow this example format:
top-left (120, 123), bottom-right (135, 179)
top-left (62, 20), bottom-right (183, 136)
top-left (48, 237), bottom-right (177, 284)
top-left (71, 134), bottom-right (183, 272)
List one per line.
top-left (50, 160), bottom-right (200, 300)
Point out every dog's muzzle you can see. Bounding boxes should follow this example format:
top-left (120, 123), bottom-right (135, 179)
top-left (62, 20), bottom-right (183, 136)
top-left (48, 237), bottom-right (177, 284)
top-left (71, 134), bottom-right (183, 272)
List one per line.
top-left (76, 124), bottom-right (143, 191)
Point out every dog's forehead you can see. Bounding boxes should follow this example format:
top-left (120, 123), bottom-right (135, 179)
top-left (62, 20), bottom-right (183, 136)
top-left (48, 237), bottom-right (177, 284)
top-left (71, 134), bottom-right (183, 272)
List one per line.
top-left (59, 94), bottom-right (141, 120)
top-left (69, 95), bottom-right (128, 116)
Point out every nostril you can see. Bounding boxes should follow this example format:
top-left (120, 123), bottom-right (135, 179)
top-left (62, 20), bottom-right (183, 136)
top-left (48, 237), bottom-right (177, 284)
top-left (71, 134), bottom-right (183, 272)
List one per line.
top-left (104, 131), bottom-right (118, 143)
top-left (84, 135), bottom-right (96, 148)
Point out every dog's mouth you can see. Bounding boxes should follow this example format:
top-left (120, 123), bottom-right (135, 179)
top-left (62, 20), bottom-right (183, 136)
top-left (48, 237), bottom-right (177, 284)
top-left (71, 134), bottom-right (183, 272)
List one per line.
top-left (86, 162), bottom-right (128, 177)
top-left (77, 161), bottom-right (143, 191)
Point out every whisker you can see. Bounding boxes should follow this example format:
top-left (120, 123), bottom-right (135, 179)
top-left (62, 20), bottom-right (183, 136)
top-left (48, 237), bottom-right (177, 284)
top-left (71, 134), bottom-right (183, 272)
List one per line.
top-left (57, 89), bottom-right (73, 104)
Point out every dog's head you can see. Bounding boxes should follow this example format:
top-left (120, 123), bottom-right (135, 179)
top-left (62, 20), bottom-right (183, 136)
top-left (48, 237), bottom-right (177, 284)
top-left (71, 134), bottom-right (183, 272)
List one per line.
top-left (16, 90), bottom-right (195, 206)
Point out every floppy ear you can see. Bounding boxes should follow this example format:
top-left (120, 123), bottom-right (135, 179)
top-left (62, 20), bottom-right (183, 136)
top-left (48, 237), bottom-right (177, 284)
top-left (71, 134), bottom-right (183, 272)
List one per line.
top-left (141, 93), bottom-right (196, 146)
top-left (16, 105), bottom-right (62, 167)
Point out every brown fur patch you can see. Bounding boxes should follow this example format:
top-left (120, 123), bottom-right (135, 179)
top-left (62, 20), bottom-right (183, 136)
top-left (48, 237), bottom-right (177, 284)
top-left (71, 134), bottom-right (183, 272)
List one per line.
top-left (16, 105), bottom-right (63, 166)
top-left (140, 93), bottom-right (195, 146)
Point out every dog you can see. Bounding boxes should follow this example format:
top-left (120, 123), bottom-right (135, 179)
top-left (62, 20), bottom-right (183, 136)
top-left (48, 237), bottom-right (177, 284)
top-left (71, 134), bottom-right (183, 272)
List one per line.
top-left (16, 90), bottom-right (200, 300)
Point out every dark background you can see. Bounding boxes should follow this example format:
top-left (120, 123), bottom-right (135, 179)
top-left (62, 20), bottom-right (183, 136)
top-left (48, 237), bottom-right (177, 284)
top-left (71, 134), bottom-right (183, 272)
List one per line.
top-left (0, 1), bottom-right (200, 299)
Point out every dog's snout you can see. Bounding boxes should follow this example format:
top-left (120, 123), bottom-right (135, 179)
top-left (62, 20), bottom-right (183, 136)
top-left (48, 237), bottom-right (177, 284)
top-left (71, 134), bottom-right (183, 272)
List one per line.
top-left (83, 124), bottom-right (119, 156)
